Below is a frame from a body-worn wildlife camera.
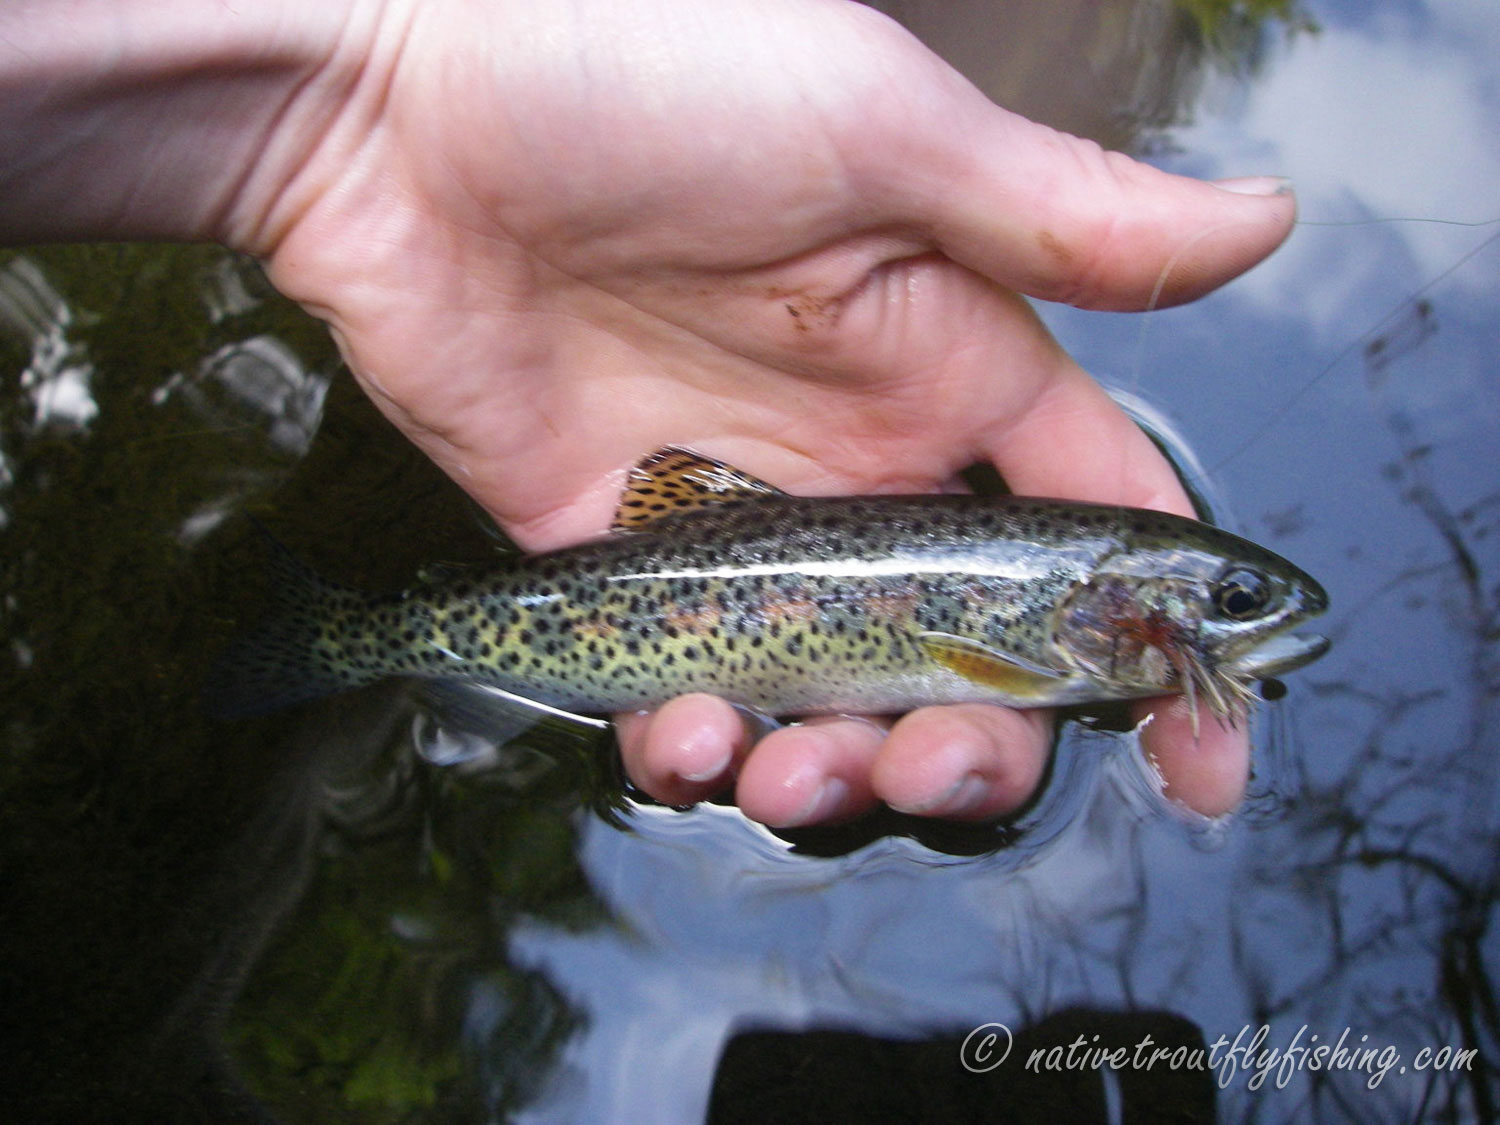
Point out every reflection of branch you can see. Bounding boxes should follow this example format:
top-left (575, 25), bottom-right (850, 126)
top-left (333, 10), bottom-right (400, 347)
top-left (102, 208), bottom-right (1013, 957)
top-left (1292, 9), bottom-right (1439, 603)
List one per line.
top-left (1364, 295), bottom-right (1500, 814)
top-left (1401, 472), bottom-right (1482, 606)
top-left (1363, 298), bottom-right (1436, 377)
top-left (1327, 848), bottom-right (1476, 910)
top-left (1332, 840), bottom-right (1500, 1122)
top-left (1248, 848), bottom-right (1497, 1117)
top-left (1233, 310), bottom-right (1500, 1116)
top-left (1364, 298), bottom-right (1487, 612)
top-left (1441, 917), bottom-right (1500, 1123)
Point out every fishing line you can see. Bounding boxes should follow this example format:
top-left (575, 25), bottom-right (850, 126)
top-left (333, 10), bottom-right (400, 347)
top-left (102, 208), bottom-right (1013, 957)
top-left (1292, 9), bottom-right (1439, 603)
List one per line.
top-left (1207, 217), bottom-right (1500, 473)
top-left (1098, 216), bottom-right (1267, 521)
top-left (1294, 216), bottom-right (1500, 229)
top-left (1122, 216), bottom-right (1250, 402)
top-left (1120, 213), bottom-right (1500, 481)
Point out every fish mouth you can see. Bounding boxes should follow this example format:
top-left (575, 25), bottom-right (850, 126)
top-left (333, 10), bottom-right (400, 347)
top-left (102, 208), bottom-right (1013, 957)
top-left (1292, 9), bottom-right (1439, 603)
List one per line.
top-left (1228, 632), bottom-right (1331, 680)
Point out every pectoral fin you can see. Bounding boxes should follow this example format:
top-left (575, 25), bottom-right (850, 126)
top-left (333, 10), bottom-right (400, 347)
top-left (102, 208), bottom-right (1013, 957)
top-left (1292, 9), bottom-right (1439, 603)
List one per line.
top-left (917, 632), bottom-right (1067, 702)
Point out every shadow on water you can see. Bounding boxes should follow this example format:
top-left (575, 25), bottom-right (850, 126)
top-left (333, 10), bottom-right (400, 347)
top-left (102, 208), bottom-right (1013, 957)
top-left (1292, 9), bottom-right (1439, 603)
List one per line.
top-left (3, 1), bottom-right (1498, 1122)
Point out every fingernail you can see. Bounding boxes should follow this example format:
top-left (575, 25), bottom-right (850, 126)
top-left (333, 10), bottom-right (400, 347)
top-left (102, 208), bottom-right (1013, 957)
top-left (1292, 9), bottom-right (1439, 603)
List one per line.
top-left (896, 771), bottom-right (991, 816)
top-left (781, 776), bottom-right (851, 827)
top-left (1212, 176), bottom-right (1294, 197)
top-left (675, 735), bottom-right (733, 783)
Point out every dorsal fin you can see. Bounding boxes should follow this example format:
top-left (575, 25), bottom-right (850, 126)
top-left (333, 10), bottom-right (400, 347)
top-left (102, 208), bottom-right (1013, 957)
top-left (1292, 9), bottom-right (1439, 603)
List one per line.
top-left (612, 447), bottom-right (783, 531)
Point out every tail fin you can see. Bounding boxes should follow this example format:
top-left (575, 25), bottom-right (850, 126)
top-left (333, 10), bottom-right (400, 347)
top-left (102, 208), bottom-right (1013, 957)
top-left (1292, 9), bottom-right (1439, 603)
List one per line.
top-left (205, 532), bottom-right (372, 718)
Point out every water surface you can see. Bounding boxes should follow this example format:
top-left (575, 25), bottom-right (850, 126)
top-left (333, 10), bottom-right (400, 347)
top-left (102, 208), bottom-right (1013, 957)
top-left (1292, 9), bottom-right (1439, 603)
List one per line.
top-left (2, 1), bottom-right (1496, 1121)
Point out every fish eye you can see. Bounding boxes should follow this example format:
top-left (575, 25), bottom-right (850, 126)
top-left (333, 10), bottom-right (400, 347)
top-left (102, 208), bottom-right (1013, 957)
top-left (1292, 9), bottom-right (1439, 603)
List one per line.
top-left (1213, 568), bottom-right (1272, 620)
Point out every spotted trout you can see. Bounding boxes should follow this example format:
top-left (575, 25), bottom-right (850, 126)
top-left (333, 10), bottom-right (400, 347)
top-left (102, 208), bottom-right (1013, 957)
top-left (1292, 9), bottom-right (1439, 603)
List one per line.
top-left (215, 448), bottom-right (1329, 729)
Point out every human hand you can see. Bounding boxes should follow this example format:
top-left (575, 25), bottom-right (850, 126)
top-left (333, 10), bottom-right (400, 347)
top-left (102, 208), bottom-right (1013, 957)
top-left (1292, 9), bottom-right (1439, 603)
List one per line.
top-left (0, 0), bottom-right (1293, 825)
top-left (244, 0), bottom-right (1290, 826)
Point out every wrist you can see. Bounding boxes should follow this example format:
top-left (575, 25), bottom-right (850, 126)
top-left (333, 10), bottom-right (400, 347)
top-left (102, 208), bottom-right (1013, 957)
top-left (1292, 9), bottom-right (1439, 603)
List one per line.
top-left (0, 0), bottom-right (403, 249)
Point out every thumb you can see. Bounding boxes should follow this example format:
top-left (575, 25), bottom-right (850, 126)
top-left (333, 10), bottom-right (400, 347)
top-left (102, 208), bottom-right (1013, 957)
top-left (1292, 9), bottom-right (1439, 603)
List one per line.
top-left (874, 102), bottom-right (1295, 311)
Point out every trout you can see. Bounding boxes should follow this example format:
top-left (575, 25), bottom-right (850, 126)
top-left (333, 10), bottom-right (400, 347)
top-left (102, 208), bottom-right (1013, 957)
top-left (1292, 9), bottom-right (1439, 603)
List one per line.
top-left (214, 448), bottom-right (1329, 730)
